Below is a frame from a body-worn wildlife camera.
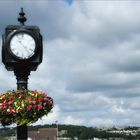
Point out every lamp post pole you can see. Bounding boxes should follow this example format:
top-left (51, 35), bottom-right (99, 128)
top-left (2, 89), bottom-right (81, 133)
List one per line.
top-left (15, 68), bottom-right (30, 140)
top-left (2, 8), bottom-right (43, 140)
top-left (15, 9), bottom-right (29, 140)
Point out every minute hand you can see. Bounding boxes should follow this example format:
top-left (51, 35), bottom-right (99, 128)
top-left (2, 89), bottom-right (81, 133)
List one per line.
top-left (23, 45), bottom-right (32, 54)
top-left (19, 41), bottom-right (31, 54)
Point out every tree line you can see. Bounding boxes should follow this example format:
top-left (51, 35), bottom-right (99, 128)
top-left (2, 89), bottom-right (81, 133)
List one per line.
top-left (0, 124), bottom-right (140, 140)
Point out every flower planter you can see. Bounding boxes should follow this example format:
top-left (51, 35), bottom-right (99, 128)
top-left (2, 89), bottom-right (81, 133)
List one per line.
top-left (0, 89), bottom-right (53, 126)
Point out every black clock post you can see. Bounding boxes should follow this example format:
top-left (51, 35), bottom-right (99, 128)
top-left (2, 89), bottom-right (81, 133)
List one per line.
top-left (2, 8), bottom-right (43, 140)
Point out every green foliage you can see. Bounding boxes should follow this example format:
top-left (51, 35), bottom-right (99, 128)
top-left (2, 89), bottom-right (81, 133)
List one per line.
top-left (0, 136), bottom-right (6, 140)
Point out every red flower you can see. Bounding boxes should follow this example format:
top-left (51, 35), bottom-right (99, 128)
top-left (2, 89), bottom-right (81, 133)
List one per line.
top-left (3, 100), bottom-right (6, 104)
top-left (27, 105), bottom-right (32, 111)
top-left (33, 90), bottom-right (38, 94)
top-left (37, 97), bottom-right (42, 101)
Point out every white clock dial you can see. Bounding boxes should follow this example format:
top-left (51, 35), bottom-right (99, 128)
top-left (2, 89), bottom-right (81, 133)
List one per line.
top-left (10, 32), bottom-right (36, 59)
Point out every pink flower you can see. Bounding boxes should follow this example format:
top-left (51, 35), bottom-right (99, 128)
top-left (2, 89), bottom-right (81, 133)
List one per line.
top-left (44, 98), bottom-right (49, 101)
top-left (3, 106), bottom-right (7, 109)
top-left (8, 101), bottom-right (12, 105)
top-left (29, 101), bottom-right (36, 105)
top-left (42, 92), bottom-right (47, 96)
top-left (37, 104), bottom-right (43, 110)
top-left (37, 97), bottom-right (42, 101)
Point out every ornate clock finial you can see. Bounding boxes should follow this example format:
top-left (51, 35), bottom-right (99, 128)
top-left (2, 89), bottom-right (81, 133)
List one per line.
top-left (18, 8), bottom-right (27, 25)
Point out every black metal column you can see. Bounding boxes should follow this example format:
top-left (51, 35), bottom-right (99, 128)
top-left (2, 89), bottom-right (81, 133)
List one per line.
top-left (14, 68), bottom-right (30, 140)
top-left (1, 7), bottom-right (43, 140)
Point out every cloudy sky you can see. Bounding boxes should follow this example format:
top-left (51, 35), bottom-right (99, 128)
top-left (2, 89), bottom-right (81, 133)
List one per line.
top-left (0, 0), bottom-right (140, 127)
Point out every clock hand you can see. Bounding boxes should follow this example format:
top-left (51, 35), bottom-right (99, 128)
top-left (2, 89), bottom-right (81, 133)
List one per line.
top-left (18, 40), bottom-right (34, 55)
top-left (18, 41), bottom-right (30, 52)
top-left (23, 44), bottom-right (34, 55)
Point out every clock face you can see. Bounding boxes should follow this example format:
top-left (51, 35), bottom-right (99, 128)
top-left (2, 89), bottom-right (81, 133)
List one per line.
top-left (10, 32), bottom-right (36, 59)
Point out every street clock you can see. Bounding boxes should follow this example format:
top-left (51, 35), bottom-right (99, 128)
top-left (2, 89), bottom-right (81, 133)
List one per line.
top-left (1, 8), bottom-right (44, 140)
top-left (2, 8), bottom-right (43, 71)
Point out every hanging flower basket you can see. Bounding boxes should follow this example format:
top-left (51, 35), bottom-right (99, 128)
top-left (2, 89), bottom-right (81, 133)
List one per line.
top-left (0, 89), bottom-right (53, 126)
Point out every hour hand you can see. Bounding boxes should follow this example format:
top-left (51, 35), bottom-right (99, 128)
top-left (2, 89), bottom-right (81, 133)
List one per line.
top-left (18, 40), bottom-right (23, 45)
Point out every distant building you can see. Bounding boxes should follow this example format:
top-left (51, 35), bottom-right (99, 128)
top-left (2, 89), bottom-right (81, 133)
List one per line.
top-left (5, 136), bottom-right (16, 140)
top-left (58, 138), bottom-right (71, 140)
top-left (28, 128), bottom-right (57, 140)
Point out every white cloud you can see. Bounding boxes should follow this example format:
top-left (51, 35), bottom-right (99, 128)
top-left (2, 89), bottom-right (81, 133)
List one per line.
top-left (111, 105), bottom-right (125, 114)
top-left (64, 116), bottom-right (85, 125)
top-left (1, 1), bottom-right (140, 127)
